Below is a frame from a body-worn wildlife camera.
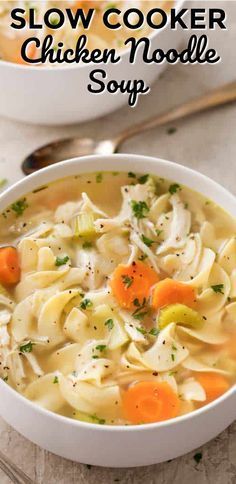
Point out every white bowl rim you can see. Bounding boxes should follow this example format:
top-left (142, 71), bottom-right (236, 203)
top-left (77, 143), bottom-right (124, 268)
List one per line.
top-left (0, 152), bottom-right (235, 433)
top-left (0, 0), bottom-right (185, 72)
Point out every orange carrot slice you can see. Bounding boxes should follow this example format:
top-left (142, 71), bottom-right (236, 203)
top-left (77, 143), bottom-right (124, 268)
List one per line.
top-left (0, 246), bottom-right (21, 285)
top-left (122, 381), bottom-right (180, 424)
top-left (110, 261), bottom-right (159, 309)
top-left (152, 278), bottom-right (196, 310)
top-left (196, 372), bottom-right (230, 403)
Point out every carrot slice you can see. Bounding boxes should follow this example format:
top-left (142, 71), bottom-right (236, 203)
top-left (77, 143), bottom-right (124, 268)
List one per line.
top-left (152, 278), bottom-right (196, 310)
top-left (122, 381), bottom-right (180, 424)
top-left (0, 247), bottom-right (21, 285)
top-left (110, 261), bottom-right (159, 309)
top-left (196, 373), bottom-right (230, 403)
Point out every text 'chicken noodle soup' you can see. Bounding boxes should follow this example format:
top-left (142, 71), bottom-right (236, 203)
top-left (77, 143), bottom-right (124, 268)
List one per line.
top-left (0, 171), bottom-right (235, 425)
top-left (0, 1), bottom-right (173, 65)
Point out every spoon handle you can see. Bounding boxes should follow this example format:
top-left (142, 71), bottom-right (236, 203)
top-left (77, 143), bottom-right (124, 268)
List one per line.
top-left (0, 450), bottom-right (35, 484)
top-left (114, 80), bottom-right (236, 147)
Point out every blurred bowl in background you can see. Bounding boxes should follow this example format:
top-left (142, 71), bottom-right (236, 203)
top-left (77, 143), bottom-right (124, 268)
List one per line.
top-left (0, 0), bottom-right (185, 125)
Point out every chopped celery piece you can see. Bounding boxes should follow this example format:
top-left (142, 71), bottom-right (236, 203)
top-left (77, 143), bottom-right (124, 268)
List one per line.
top-left (158, 304), bottom-right (204, 330)
top-left (74, 212), bottom-right (96, 238)
top-left (73, 411), bottom-right (105, 424)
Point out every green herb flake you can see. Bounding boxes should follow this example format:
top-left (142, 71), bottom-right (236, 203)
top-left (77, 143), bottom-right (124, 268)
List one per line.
top-left (141, 234), bottom-right (154, 247)
top-left (95, 345), bottom-right (107, 352)
top-left (96, 173), bottom-right (103, 183)
top-left (130, 200), bottom-right (149, 219)
top-left (11, 198), bottom-right (28, 217)
top-left (2, 376), bottom-right (8, 382)
top-left (133, 298), bottom-right (140, 307)
top-left (80, 299), bottom-right (93, 310)
top-left (149, 327), bottom-right (160, 336)
top-left (156, 229), bottom-right (163, 237)
top-left (53, 376), bottom-right (59, 384)
top-left (128, 172), bottom-right (136, 179)
top-left (171, 353), bottom-right (175, 361)
top-left (19, 341), bottom-right (34, 353)
top-left (138, 174), bottom-right (149, 184)
top-left (121, 275), bottom-right (133, 288)
top-left (211, 284), bottom-right (224, 295)
top-left (193, 452), bottom-right (203, 464)
top-left (55, 255), bottom-right (69, 267)
top-left (105, 318), bottom-right (114, 331)
top-left (172, 344), bottom-right (177, 351)
top-left (92, 355), bottom-right (99, 359)
top-left (91, 414), bottom-right (106, 425)
top-left (0, 179), bottom-right (7, 189)
top-left (133, 311), bottom-right (148, 321)
top-left (82, 241), bottom-right (93, 249)
top-left (184, 202), bottom-right (189, 209)
top-left (136, 326), bottom-right (147, 335)
top-left (169, 183), bottom-right (181, 195)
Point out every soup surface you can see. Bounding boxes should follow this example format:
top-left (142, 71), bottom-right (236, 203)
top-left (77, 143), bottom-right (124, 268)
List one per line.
top-left (0, 1), bottom-right (172, 64)
top-left (0, 171), bottom-right (236, 425)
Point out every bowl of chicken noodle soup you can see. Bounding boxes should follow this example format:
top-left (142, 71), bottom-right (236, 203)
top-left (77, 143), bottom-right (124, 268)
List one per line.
top-left (0, 0), bottom-right (185, 124)
top-left (0, 154), bottom-right (235, 467)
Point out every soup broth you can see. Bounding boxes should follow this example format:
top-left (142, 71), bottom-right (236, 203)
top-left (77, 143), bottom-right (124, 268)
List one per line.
top-left (0, 1), bottom-right (172, 65)
top-left (0, 171), bottom-right (235, 425)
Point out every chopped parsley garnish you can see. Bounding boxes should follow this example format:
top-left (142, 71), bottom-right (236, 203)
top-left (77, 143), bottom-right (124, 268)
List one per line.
top-left (121, 275), bottom-right (133, 288)
top-left (55, 255), bottom-right (69, 266)
top-left (80, 298), bottom-right (93, 310)
top-left (132, 298), bottom-right (148, 320)
top-left (172, 344), bottom-right (177, 351)
top-left (11, 198), bottom-right (28, 217)
top-left (95, 345), bottom-right (107, 352)
top-left (92, 355), bottom-right (99, 359)
top-left (141, 234), bottom-right (154, 247)
top-left (90, 414), bottom-right (106, 425)
top-left (171, 354), bottom-right (175, 361)
top-left (193, 452), bottom-right (203, 464)
top-left (128, 172), bottom-right (136, 178)
top-left (149, 328), bottom-right (159, 336)
top-left (130, 200), bottom-right (149, 219)
top-left (53, 376), bottom-right (59, 384)
top-left (169, 183), bottom-right (181, 195)
top-left (136, 326), bottom-right (147, 335)
top-left (96, 173), bottom-right (103, 183)
top-left (19, 341), bottom-right (34, 353)
top-left (211, 284), bottom-right (224, 294)
top-left (105, 319), bottom-right (114, 330)
top-left (2, 376), bottom-right (8, 382)
top-left (156, 229), bottom-right (163, 237)
top-left (133, 311), bottom-right (148, 321)
top-left (138, 253), bottom-right (148, 261)
top-left (138, 174), bottom-right (149, 184)
top-left (82, 241), bottom-right (93, 249)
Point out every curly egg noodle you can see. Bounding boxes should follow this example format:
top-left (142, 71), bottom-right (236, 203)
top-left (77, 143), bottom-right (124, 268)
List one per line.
top-left (0, 172), bottom-right (235, 425)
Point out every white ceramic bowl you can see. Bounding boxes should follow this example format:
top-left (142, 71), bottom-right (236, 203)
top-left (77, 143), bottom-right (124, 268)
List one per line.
top-left (0, 1), bottom-right (185, 125)
top-left (0, 154), bottom-right (235, 468)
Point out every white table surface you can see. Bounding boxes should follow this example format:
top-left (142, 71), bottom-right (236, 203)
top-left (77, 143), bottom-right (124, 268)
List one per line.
top-left (0, 1), bottom-right (235, 482)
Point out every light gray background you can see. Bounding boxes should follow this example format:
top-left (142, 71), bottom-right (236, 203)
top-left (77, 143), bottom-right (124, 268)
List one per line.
top-left (0, 1), bottom-right (235, 483)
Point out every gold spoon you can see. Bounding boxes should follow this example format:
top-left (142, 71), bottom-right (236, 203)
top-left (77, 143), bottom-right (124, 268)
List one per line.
top-left (0, 449), bottom-right (35, 484)
top-left (22, 80), bottom-right (236, 175)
